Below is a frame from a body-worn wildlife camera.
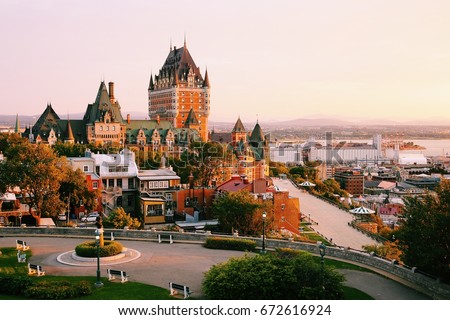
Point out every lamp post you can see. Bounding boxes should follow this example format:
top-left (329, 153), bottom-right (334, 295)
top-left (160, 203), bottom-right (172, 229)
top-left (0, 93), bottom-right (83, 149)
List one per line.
top-left (188, 171), bottom-right (194, 206)
top-left (261, 211), bottom-right (267, 254)
top-left (94, 229), bottom-right (103, 288)
top-left (319, 243), bottom-right (326, 297)
top-left (319, 243), bottom-right (326, 271)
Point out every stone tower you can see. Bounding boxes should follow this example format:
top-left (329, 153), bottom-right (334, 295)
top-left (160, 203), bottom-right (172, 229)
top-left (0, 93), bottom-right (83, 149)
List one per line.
top-left (148, 39), bottom-right (210, 141)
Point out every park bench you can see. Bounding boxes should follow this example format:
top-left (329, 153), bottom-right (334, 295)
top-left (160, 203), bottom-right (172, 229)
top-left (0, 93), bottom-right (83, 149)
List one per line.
top-left (107, 269), bottom-right (129, 283)
top-left (17, 250), bottom-right (27, 263)
top-left (158, 234), bottom-right (173, 244)
top-left (169, 282), bottom-right (192, 299)
top-left (16, 240), bottom-right (30, 251)
top-left (28, 263), bottom-right (45, 276)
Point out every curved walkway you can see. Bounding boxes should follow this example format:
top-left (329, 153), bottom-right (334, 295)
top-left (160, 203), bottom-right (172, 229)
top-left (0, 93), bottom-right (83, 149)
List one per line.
top-left (0, 236), bottom-right (430, 299)
top-left (273, 178), bottom-right (378, 249)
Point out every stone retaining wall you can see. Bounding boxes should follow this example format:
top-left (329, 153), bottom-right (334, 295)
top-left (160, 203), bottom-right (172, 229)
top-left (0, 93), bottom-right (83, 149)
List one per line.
top-left (2, 227), bottom-right (449, 299)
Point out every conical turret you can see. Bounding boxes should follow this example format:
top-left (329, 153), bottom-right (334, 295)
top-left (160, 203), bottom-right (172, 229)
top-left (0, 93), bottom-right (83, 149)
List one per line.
top-left (203, 68), bottom-right (210, 88)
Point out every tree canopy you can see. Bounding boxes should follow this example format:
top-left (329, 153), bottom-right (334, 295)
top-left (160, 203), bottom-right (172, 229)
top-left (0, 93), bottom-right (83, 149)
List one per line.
top-left (0, 134), bottom-right (100, 219)
top-left (396, 181), bottom-right (450, 282)
top-left (212, 189), bottom-right (273, 235)
top-left (103, 207), bottom-right (141, 229)
top-left (202, 250), bottom-right (344, 300)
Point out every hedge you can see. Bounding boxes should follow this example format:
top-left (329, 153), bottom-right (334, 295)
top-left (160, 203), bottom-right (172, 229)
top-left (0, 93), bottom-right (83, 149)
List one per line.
top-left (24, 280), bottom-right (93, 299)
top-left (75, 240), bottom-right (123, 257)
top-left (0, 275), bottom-right (92, 299)
top-left (204, 237), bottom-right (256, 252)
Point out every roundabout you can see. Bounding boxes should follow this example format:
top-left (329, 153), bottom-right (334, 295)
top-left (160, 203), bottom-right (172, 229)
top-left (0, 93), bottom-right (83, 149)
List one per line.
top-left (57, 247), bottom-right (141, 267)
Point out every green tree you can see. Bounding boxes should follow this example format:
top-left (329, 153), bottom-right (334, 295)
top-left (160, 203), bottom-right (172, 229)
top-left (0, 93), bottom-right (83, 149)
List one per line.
top-left (202, 252), bottom-right (344, 300)
top-left (59, 167), bottom-right (100, 216)
top-left (0, 140), bottom-right (66, 218)
top-left (103, 207), bottom-right (141, 229)
top-left (396, 181), bottom-right (450, 282)
top-left (212, 190), bottom-right (272, 235)
top-left (269, 161), bottom-right (289, 177)
top-left (171, 141), bottom-right (234, 185)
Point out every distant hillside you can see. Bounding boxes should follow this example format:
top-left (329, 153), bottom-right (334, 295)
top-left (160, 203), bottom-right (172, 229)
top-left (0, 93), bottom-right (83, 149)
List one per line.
top-left (0, 111), bottom-right (149, 128)
top-left (1, 113), bottom-right (449, 130)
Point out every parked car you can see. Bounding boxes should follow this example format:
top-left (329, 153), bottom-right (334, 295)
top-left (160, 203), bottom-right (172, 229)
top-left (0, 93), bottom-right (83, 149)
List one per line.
top-left (57, 213), bottom-right (67, 221)
top-left (81, 212), bottom-right (100, 222)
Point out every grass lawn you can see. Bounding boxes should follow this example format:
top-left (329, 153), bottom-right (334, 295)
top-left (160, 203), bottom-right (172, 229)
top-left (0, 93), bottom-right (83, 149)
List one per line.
top-left (343, 287), bottom-right (374, 300)
top-left (1, 246), bottom-right (374, 300)
top-left (0, 247), bottom-right (177, 300)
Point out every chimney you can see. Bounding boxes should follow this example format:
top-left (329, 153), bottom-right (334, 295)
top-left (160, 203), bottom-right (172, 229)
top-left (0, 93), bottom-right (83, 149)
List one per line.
top-left (108, 82), bottom-right (115, 102)
top-left (127, 114), bottom-right (131, 124)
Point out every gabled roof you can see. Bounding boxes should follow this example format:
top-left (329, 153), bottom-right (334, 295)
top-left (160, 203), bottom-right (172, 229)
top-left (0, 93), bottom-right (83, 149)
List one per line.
top-left (155, 45), bottom-right (204, 87)
top-left (185, 108), bottom-right (199, 126)
top-left (250, 122), bottom-right (264, 142)
top-left (33, 103), bottom-right (61, 133)
top-left (83, 81), bottom-right (125, 125)
top-left (56, 120), bottom-right (87, 143)
top-left (232, 117), bottom-right (246, 133)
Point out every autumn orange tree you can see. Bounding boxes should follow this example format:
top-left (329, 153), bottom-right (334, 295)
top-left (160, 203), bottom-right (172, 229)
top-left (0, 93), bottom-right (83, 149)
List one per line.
top-left (0, 134), bottom-right (97, 220)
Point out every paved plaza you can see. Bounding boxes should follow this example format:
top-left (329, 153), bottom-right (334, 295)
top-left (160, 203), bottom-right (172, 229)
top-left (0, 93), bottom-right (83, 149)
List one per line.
top-left (0, 236), bottom-right (430, 299)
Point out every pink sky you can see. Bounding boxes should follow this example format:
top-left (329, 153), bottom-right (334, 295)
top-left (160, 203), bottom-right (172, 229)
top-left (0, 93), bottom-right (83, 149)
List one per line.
top-left (1, 0), bottom-right (450, 123)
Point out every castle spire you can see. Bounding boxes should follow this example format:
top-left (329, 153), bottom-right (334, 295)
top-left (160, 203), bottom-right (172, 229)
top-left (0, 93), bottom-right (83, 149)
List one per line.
top-left (14, 114), bottom-right (20, 134)
top-left (148, 73), bottom-right (154, 90)
top-left (203, 67), bottom-right (210, 87)
top-left (184, 32), bottom-right (186, 48)
top-left (65, 116), bottom-right (75, 143)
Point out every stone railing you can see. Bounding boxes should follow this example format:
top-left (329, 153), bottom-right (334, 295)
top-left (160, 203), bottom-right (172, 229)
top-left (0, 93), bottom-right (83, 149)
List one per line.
top-left (1, 226), bottom-right (449, 299)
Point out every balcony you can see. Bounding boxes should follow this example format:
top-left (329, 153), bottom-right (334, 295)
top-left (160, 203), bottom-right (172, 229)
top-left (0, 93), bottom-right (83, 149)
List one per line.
top-left (103, 187), bottom-right (122, 195)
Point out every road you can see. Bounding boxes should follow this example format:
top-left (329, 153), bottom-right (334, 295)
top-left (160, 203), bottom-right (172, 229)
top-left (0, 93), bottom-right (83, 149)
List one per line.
top-left (273, 178), bottom-right (378, 249)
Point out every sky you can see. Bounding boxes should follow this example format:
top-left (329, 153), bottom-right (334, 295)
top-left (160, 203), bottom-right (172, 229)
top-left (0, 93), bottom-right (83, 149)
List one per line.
top-left (1, 0), bottom-right (450, 123)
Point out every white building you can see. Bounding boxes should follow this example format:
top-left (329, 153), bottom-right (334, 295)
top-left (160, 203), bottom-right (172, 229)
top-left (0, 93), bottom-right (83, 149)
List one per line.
top-left (270, 144), bottom-right (303, 164)
top-left (90, 148), bottom-right (139, 215)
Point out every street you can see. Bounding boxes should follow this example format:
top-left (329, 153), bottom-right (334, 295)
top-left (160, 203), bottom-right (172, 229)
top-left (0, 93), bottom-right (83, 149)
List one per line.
top-left (273, 178), bottom-right (378, 249)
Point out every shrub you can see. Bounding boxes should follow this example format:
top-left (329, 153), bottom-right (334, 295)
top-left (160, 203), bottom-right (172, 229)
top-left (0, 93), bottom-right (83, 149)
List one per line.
top-left (75, 240), bottom-right (123, 257)
top-left (103, 207), bottom-right (141, 229)
top-left (204, 237), bottom-right (256, 252)
top-left (203, 253), bottom-right (344, 300)
top-left (0, 275), bottom-right (34, 295)
top-left (24, 280), bottom-right (93, 299)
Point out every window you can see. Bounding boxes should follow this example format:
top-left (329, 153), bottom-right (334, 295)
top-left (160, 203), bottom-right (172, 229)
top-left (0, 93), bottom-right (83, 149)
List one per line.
top-left (127, 195), bottom-right (134, 206)
top-left (83, 165), bottom-right (89, 172)
top-left (128, 178), bottom-right (134, 189)
top-left (146, 204), bottom-right (163, 216)
top-left (117, 179), bottom-right (122, 188)
top-left (108, 179), bottom-right (114, 187)
top-left (92, 181), bottom-right (98, 189)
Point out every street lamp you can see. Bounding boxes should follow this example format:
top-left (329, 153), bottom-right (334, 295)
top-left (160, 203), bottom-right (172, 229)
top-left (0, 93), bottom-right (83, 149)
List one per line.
top-left (261, 211), bottom-right (267, 254)
top-left (319, 243), bottom-right (326, 271)
top-left (94, 229), bottom-right (103, 288)
top-left (318, 243), bottom-right (326, 297)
